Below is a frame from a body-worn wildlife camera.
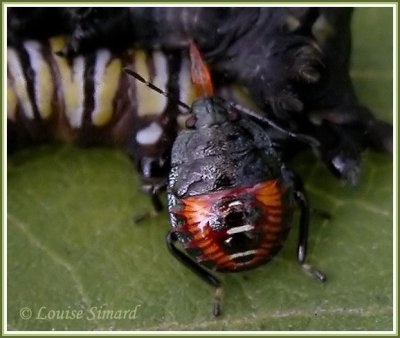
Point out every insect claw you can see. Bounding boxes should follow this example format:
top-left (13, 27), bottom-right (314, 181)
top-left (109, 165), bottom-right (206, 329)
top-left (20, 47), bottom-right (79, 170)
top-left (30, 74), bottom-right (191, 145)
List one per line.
top-left (213, 303), bottom-right (221, 317)
top-left (331, 155), bottom-right (360, 186)
top-left (301, 263), bottom-right (327, 282)
top-left (314, 269), bottom-right (327, 282)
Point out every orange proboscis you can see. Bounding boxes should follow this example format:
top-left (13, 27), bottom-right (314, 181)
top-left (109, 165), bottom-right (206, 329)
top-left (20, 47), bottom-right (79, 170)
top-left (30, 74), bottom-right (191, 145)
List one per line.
top-left (189, 42), bottom-right (214, 97)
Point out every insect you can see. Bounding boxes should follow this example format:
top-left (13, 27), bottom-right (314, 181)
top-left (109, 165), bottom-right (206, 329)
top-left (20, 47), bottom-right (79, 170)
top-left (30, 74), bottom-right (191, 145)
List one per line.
top-left (7, 7), bottom-right (392, 185)
top-left (164, 43), bottom-right (326, 316)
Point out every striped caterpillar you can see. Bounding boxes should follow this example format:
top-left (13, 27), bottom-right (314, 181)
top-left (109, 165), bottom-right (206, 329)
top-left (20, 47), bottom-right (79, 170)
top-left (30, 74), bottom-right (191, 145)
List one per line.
top-left (7, 37), bottom-right (201, 208)
top-left (7, 7), bottom-right (393, 187)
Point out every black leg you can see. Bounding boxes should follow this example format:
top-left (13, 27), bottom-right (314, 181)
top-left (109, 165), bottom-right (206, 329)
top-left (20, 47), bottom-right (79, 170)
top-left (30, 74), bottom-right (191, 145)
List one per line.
top-left (150, 192), bottom-right (163, 212)
top-left (292, 174), bottom-right (327, 282)
top-left (134, 182), bottom-right (166, 224)
top-left (166, 231), bottom-right (223, 316)
top-left (141, 181), bottom-right (166, 212)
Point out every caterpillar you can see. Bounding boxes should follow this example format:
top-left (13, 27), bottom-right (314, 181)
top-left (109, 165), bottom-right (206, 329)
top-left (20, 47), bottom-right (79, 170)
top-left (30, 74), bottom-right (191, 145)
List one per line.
top-left (7, 7), bottom-right (393, 186)
top-left (7, 37), bottom-right (202, 208)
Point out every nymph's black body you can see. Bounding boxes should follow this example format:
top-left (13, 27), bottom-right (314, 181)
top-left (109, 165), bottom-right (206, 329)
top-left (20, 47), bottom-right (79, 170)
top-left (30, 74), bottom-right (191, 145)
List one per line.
top-left (168, 97), bottom-right (282, 198)
top-left (166, 96), bottom-right (325, 315)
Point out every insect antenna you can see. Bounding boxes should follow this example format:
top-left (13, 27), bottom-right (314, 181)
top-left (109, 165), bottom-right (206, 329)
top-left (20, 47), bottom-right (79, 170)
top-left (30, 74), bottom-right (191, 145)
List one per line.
top-left (124, 68), bottom-right (191, 112)
top-left (230, 102), bottom-right (321, 150)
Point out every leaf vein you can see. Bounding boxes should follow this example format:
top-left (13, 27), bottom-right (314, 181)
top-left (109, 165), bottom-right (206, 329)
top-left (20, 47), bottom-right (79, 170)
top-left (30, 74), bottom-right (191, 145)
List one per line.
top-left (8, 214), bottom-right (92, 310)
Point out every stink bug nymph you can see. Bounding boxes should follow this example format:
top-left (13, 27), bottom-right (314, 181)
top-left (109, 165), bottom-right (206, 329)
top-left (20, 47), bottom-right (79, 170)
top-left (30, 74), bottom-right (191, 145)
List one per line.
top-left (163, 44), bottom-right (326, 316)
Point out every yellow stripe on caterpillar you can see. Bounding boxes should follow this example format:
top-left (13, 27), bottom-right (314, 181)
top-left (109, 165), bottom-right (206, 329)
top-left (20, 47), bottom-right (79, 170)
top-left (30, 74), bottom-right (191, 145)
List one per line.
top-left (134, 50), bottom-right (167, 117)
top-left (7, 81), bottom-right (17, 121)
top-left (49, 37), bottom-right (85, 128)
top-left (92, 50), bottom-right (122, 126)
top-left (48, 36), bottom-right (67, 54)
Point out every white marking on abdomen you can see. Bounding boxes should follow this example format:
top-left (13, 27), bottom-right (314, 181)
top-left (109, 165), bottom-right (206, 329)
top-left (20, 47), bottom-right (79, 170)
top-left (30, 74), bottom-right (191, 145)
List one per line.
top-left (227, 224), bottom-right (255, 235)
top-left (230, 250), bottom-right (257, 260)
top-left (24, 40), bottom-right (53, 119)
top-left (228, 200), bottom-right (243, 208)
top-left (7, 48), bottom-right (34, 119)
top-left (136, 122), bottom-right (163, 145)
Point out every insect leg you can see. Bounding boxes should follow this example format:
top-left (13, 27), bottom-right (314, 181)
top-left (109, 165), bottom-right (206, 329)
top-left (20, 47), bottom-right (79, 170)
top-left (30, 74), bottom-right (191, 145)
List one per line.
top-left (292, 175), bottom-right (327, 282)
top-left (133, 182), bottom-right (167, 223)
top-left (151, 192), bottom-right (163, 212)
top-left (166, 231), bottom-right (223, 316)
top-left (140, 182), bottom-right (167, 212)
top-left (230, 102), bottom-right (321, 152)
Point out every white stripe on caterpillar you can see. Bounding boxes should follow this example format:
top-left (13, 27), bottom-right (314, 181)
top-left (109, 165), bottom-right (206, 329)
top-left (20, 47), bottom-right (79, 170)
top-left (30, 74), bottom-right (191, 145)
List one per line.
top-left (7, 48), bottom-right (35, 119)
top-left (152, 50), bottom-right (169, 100)
top-left (67, 56), bottom-right (86, 128)
top-left (91, 49), bottom-right (122, 126)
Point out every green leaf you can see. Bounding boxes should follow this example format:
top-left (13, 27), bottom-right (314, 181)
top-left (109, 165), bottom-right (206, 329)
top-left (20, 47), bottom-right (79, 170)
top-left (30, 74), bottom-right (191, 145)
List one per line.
top-left (7, 8), bottom-right (393, 331)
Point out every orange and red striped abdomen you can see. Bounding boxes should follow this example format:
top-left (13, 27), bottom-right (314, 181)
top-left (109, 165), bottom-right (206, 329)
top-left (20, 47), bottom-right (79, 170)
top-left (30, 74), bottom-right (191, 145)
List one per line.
top-left (171, 179), bottom-right (295, 272)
